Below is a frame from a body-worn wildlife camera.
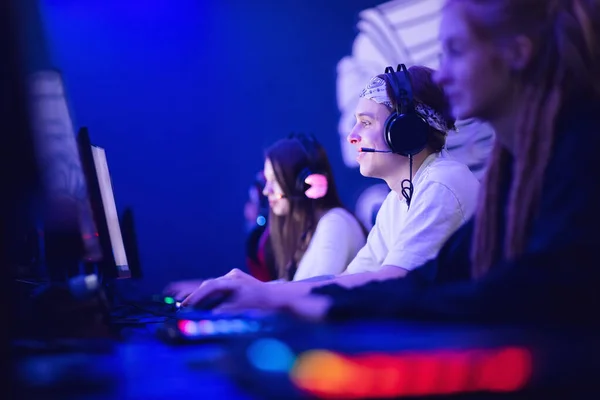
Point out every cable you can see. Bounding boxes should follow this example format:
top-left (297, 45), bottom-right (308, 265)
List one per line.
top-left (401, 155), bottom-right (414, 207)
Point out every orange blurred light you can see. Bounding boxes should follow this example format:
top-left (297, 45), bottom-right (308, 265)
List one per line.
top-left (290, 347), bottom-right (532, 399)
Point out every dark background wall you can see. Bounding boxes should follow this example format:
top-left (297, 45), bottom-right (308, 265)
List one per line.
top-left (36, 0), bottom-right (385, 293)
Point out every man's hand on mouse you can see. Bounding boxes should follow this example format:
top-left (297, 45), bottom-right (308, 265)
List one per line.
top-left (164, 269), bottom-right (257, 302)
top-left (180, 268), bottom-right (272, 312)
top-left (163, 279), bottom-right (205, 300)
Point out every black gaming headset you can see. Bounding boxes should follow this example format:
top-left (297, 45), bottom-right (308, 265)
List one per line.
top-left (287, 132), bottom-right (325, 197)
top-left (383, 64), bottom-right (431, 157)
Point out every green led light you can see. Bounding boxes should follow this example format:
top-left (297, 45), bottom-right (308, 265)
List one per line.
top-left (164, 296), bottom-right (175, 305)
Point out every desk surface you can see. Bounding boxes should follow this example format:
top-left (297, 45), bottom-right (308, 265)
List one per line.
top-left (16, 324), bottom-right (257, 400)
top-left (14, 318), bottom-right (600, 399)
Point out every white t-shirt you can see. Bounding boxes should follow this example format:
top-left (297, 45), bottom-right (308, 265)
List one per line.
top-left (345, 150), bottom-right (479, 274)
top-left (293, 208), bottom-right (366, 281)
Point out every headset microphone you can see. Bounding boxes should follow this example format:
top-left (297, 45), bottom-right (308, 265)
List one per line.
top-left (360, 147), bottom-right (393, 153)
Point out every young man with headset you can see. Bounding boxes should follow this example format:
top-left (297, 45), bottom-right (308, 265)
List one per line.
top-left (180, 65), bottom-right (480, 311)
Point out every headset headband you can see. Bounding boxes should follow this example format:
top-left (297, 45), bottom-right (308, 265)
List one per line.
top-left (385, 64), bottom-right (414, 115)
top-left (287, 132), bottom-right (324, 196)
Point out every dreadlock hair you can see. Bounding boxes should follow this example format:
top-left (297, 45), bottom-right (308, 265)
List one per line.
top-left (448, 0), bottom-right (600, 278)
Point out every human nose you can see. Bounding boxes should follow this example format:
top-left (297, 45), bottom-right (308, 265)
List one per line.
top-left (262, 182), bottom-right (272, 197)
top-left (347, 125), bottom-right (361, 145)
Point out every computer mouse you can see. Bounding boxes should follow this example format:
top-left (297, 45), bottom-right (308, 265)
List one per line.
top-left (195, 291), bottom-right (233, 310)
top-left (179, 291), bottom-right (233, 311)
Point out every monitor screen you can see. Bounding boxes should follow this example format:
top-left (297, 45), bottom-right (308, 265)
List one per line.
top-left (90, 145), bottom-right (130, 276)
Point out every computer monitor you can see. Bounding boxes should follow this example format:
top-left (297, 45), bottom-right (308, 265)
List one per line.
top-left (29, 70), bottom-right (103, 281)
top-left (120, 207), bottom-right (143, 279)
top-left (77, 127), bottom-right (131, 280)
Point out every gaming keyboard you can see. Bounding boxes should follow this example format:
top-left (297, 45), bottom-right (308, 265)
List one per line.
top-left (156, 309), bottom-right (290, 344)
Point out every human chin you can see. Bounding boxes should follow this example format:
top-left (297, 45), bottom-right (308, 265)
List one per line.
top-left (271, 207), bottom-right (284, 216)
top-left (271, 200), bottom-right (290, 216)
top-left (358, 161), bottom-right (377, 178)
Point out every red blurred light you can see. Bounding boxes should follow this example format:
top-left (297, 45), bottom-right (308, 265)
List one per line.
top-left (177, 320), bottom-right (198, 336)
top-left (291, 347), bottom-right (532, 398)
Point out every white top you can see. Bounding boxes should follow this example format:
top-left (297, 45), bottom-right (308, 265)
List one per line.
top-left (293, 207), bottom-right (366, 281)
top-left (345, 150), bottom-right (479, 274)
top-left (446, 119), bottom-right (495, 181)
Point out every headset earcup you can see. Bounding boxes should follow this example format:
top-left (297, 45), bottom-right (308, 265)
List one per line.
top-left (296, 167), bottom-right (312, 194)
top-left (384, 112), bottom-right (430, 157)
top-left (384, 111), bottom-right (400, 154)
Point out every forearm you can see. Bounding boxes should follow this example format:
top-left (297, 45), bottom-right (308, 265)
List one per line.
top-left (266, 279), bottom-right (325, 308)
top-left (335, 267), bottom-right (408, 288)
top-left (281, 267), bottom-right (407, 298)
top-left (310, 261), bottom-right (437, 312)
top-left (266, 274), bottom-right (350, 307)
top-left (295, 274), bottom-right (337, 283)
top-left (266, 267), bottom-right (409, 311)
top-left (325, 248), bottom-right (598, 324)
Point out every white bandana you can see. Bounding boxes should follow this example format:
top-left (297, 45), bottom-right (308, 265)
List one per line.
top-left (359, 76), bottom-right (451, 134)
